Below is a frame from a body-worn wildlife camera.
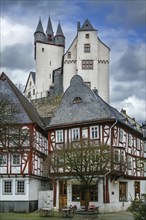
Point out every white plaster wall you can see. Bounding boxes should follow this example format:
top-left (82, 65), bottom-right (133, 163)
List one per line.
top-left (35, 42), bottom-right (64, 97)
top-left (63, 38), bottom-right (77, 91)
top-left (0, 178), bottom-right (29, 201)
top-left (63, 31), bottom-right (110, 103)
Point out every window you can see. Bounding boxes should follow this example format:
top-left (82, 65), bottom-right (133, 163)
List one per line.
top-left (0, 154), bottom-right (7, 165)
top-left (90, 126), bottom-right (98, 139)
top-left (33, 89), bottom-right (35, 95)
top-left (72, 185), bottom-right (98, 202)
top-left (119, 182), bottom-right (127, 201)
top-left (114, 150), bottom-right (120, 163)
top-left (72, 128), bottom-right (80, 140)
top-left (73, 97), bottom-right (82, 104)
top-left (28, 91), bottom-right (31, 98)
top-left (84, 44), bottom-right (90, 53)
top-left (42, 48), bottom-right (44, 52)
top-left (12, 154), bottom-right (20, 165)
top-left (119, 129), bottom-right (124, 142)
top-left (128, 134), bottom-right (132, 146)
top-left (85, 34), bottom-right (89, 38)
top-left (82, 60), bottom-right (93, 69)
top-left (3, 181), bottom-right (12, 194)
top-left (67, 52), bottom-right (71, 58)
top-left (127, 156), bottom-right (132, 169)
top-left (16, 180), bottom-right (25, 194)
top-left (56, 130), bottom-right (63, 143)
top-left (84, 82), bottom-right (91, 88)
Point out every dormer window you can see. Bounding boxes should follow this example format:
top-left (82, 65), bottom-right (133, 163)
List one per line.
top-left (73, 97), bottom-right (82, 104)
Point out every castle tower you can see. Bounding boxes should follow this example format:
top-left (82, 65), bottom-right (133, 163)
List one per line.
top-left (24, 16), bottom-right (65, 100)
top-left (34, 18), bottom-right (46, 44)
top-left (55, 22), bottom-right (65, 47)
top-left (63, 19), bottom-right (110, 103)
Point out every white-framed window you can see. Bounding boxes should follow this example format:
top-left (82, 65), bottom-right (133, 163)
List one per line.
top-left (127, 156), bottom-right (132, 169)
top-left (3, 180), bottom-right (12, 194)
top-left (56, 130), bottom-right (63, 143)
top-left (12, 154), bottom-right (20, 166)
top-left (119, 129), bottom-right (124, 142)
top-left (90, 126), bottom-right (99, 139)
top-left (16, 180), bottom-right (25, 194)
top-left (72, 128), bottom-right (80, 141)
top-left (128, 134), bottom-right (132, 146)
top-left (0, 154), bottom-right (7, 165)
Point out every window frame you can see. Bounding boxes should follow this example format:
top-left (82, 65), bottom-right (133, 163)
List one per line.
top-left (56, 130), bottom-right (63, 143)
top-left (16, 180), bottom-right (25, 194)
top-left (12, 154), bottom-right (21, 166)
top-left (3, 180), bottom-right (13, 195)
top-left (71, 128), bottom-right (80, 141)
top-left (90, 126), bottom-right (99, 139)
top-left (0, 154), bottom-right (7, 166)
top-left (82, 60), bottom-right (93, 70)
top-left (84, 44), bottom-right (90, 53)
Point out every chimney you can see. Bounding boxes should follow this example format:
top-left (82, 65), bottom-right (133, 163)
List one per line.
top-left (77, 22), bottom-right (80, 31)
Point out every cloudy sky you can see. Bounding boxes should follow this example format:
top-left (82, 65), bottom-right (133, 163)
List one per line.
top-left (0, 0), bottom-right (146, 124)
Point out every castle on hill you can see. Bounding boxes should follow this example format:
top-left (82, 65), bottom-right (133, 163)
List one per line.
top-left (24, 17), bottom-right (110, 103)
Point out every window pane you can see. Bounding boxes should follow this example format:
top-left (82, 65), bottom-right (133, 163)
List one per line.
top-left (4, 181), bottom-right (12, 194)
top-left (16, 181), bottom-right (25, 193)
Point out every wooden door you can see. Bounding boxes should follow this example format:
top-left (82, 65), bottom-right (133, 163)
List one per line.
top-left (59, 180), bottom-right (67, 210)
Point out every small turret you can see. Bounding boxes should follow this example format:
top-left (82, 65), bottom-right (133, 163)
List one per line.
top-left (46, 16), bottom-right (54, 43)
top-left (34, 18), bottom-right (46, 43)
top-left (55, 22), bottom-right (65, 47)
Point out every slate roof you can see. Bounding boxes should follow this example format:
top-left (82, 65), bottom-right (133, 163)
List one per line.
top-left (56, 22), bottom-right (64, 36)
top-left (0, 72), bottom-right (44, 128)
top-left (46, 16), bottom-right (54, 35)
top-left (35, 18), bottom-right (45, 34)
top-left (79, 19), bottom-right (96, 31)
top-left (48, 75), bottom-right (142, 133)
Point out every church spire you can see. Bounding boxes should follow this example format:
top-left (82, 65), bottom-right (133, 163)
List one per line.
top-left (46, 16), bottom-right (54, 42)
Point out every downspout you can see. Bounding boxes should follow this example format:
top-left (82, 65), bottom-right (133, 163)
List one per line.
top-left (104, 119), bottom-right (118, 203)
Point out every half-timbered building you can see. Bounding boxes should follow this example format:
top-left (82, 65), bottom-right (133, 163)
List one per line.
top-left (47, 75), bottom-right (146, 213)
top-left (0, 73), bottom-right (50, 212)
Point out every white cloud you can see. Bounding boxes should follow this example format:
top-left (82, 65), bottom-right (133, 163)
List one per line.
top-left (1, 17), bottom-right (33, 50)
top-left (111, 95), bottom-right (145, 124)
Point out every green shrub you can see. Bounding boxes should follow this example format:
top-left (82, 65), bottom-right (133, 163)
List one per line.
top-left (130, 200), bottom-right (146, 220)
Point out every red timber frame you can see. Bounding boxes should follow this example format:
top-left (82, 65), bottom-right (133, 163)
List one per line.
top-left (0, 123), bottom-right (48, 178)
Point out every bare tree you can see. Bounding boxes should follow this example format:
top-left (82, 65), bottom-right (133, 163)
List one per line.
top-left (49, 142), bottom-right (111, 210)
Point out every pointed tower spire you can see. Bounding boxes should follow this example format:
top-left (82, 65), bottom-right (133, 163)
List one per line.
top-left (34, 18), bottom-right (46, 43)
top-left (55, 21), bottom-right (65, 47)
top-left (56, 21), bottom-right (64, 36)
top-left (35, 18), bottom-right (44, 33)
top-left (46, 16), bottom-right (54, 42)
